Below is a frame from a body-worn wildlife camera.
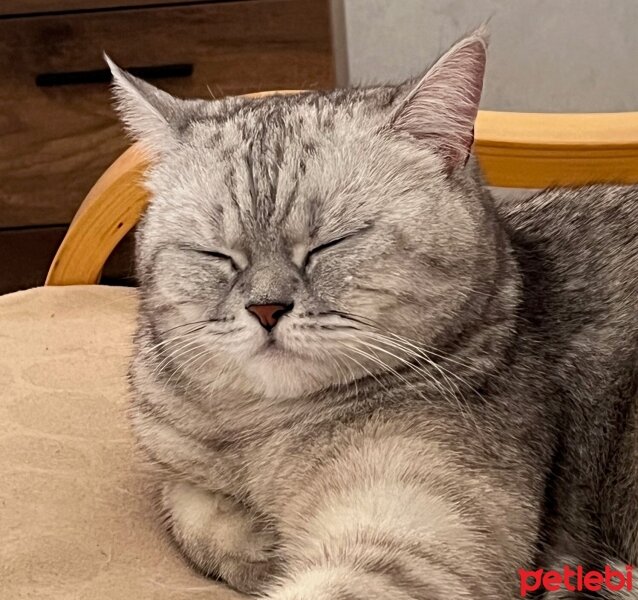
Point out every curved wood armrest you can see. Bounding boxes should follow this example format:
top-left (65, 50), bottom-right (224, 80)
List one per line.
top-left (475, 111), bottom-right (638, 187)
top-left (46, 108), bottom-right (638, 286)
top-left (46, 144), bottom-right (150, 286)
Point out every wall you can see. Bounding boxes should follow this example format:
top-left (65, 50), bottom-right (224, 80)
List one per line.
top-left (334, 0), bottom-right (638, 112)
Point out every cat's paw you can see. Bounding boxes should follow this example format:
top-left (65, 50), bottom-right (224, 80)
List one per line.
top-left (162, 481), bottom-right (279, 595)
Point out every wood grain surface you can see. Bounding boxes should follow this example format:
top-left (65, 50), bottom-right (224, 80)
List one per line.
top-left (0, 0), bottom-right (334, 229)
top-left (0, 0), bottom-right (231, 17)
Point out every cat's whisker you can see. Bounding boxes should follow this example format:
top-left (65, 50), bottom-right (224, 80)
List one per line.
top-left (355, 330), bottom-right (487, 425)
top-left (144, 328), bottom-right (206, 355)
top-left (148, 326), bottom-right (225, 378)
top-left (149, 324), bottom-right (247, 383)
top-left (163, 345), bottom-right (213, 392)
top-left (296, 322), bottom-right (361, 332)
top-left (158, 319), bottom-right (216, 336)
top-left (334, 342), bottom-right (383, 397)
top-left (336, 332), bottom-right (480, 428)
top-left (354, 332), bottom-right (462, 397)
top-left (336, 347), bottom-right (363, 399)
top-left (328, 351), bottom-right (350, 393)
top-left (385, 331), bottom-right (486, 377)
top-left (320, 345), bottom-right (350, 393)
top-left (357, 330), bottom-right (480, 396)
top-left (316, 310), bottom-right (486, 423)
top-left (328, 308), bottom-right (485, 375)
top-left (188, 351), bottom-right (230, 392)
top-left (323, 310), bottom-right (374, 329)
top-left (151, 338), bottom-right (207, 380)
top-left (352, 338), bottom-right (467, 415)
top-left (337, 341), bottom-right (422, 398)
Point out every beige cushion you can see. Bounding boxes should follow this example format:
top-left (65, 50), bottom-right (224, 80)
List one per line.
top-left (0, 286), bottom-right (242, 600)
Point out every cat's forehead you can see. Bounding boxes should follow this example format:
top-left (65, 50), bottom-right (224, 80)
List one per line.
top-left (183, 88), bottom-right (394, 150)
top-left (169, 92), bottom-right (388, 210)
top-left (146, 88), bottom-right (420, 246)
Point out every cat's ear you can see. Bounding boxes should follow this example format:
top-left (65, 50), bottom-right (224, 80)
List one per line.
top-left (389, 28), bottom-right (488, 172)
top-left (105, 54), bottom-right (181, 154)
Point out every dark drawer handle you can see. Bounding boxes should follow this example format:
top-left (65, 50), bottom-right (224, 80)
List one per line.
top-left (35, 63), bottom-right (193, 87)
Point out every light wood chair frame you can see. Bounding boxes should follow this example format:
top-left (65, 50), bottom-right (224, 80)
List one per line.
top-left (45, 90), bottom-right (638, 286)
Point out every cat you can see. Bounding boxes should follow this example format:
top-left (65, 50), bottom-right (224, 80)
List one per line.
top-left (107, 28), bottom-right (637, 599)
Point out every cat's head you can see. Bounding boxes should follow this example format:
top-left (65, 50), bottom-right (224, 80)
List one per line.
top-left (110, 29), bottom-right (505, 400)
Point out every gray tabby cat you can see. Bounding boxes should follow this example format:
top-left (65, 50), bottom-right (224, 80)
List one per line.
top-left (107, 29), bottom-right (637, 599)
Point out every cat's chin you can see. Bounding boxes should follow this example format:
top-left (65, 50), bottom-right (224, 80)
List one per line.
top-left (239, 349), bottom-right (341, 400)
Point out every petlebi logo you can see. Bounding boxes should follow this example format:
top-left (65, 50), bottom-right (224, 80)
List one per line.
top-left (519, 564), bottom-right (633, 597)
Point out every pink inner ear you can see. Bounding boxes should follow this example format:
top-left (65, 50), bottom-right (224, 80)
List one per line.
top-left (391, 37), bottom-right (487, 171)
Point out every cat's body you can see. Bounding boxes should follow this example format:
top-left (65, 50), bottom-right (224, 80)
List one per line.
top-left (498, 186), bottom-right (638, 575)
top-left (130, 180), bottom-right (638, 600)
top-left (110, 30), bottom-right (637, 600)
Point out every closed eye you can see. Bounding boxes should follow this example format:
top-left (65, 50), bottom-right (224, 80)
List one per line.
top-left (193, 249), bottom-right (238, 270)
top-left (304, 226), bottom-right (372, 268)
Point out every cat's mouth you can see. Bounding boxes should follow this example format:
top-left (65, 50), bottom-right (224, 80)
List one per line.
top-left (255, 333), bottom-right (297, 359)
top-left (264, 336), bottom-right (277, 348)
top-left (257, 334), bottom-right (282, 354)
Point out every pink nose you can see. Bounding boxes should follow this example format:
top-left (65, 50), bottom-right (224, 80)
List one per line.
top-left (246, 303), bottom-right (293, 330)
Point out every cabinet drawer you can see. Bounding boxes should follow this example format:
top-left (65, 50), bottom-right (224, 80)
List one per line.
top-left (0, 0), bottom-right (334, 228)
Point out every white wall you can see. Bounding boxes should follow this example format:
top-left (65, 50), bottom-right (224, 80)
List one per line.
top-left (334, 0), bottom-right (638, 112)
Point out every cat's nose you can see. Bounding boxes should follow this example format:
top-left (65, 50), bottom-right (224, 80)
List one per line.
top-left (246, 302), bottom-right (294, 331)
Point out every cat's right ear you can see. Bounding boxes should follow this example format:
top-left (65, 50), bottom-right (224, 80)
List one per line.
top-left (105, 54), bottom-right (180, 154)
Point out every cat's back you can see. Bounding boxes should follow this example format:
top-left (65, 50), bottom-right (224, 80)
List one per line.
top-left (495, 183), bottom-right (637, 447)
top-left (498, 184), bottom-right (638, 341)
top-left (497, 184), bottom-right (638, 566)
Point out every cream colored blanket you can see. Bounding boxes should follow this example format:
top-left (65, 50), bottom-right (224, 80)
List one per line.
top-left (0, 286), bottom-right (241, 600)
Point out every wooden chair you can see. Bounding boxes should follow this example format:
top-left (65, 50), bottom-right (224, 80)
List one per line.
top-left (3, 93), bottom-right (638, 600)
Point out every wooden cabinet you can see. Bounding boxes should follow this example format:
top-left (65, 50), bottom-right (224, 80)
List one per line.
top-left (0, 0), bottom-right (335, 293)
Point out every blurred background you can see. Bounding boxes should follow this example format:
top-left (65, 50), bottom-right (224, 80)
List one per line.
top-left (2, 0), bottom-right (638, 294)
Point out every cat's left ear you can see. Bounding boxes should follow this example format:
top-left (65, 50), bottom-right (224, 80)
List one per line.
top-left (389, 28), bottom-right (488, 172)
top-left (105, 54), bottom-right (184, 154)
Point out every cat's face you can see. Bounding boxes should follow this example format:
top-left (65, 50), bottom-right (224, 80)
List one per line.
top-left (111, 30), bottom-right (497, 399)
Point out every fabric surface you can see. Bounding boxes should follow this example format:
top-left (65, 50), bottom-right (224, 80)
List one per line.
top-left (0, 286), bottom-right (242, 600)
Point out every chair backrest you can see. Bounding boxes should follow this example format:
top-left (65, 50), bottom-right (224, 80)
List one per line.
top-left (46, 93), bottom-right (638, 286)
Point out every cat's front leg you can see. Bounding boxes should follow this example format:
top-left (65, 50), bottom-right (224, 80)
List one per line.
top-left (162, 480), bottom-right (279, 595)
